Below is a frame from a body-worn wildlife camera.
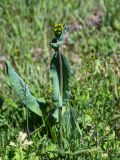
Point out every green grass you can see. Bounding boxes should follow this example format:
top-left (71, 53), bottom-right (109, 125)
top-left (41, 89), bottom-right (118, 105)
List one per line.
top-left (0, 0), bottom-right (120, 159)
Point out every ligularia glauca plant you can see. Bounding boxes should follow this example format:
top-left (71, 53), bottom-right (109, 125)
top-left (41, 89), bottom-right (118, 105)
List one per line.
top-left (50, 24), bottom-right (71, 146)
top-left (5, 24), bottom-right (76, 149)
top-left (50, 24), bottom-right (71, 107)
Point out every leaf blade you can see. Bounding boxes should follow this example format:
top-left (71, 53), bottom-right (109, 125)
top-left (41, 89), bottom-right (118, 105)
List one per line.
top-left (50, 52), bottom-right (71, 103)
top-left (5, 60), bottom-right (42, 117)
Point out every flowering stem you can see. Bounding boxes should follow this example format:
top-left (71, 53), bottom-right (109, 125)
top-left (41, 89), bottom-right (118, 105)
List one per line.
top-left (58, 50), bottom-right (63, 100)
top-left (58, 48), bottom-right (63, 148)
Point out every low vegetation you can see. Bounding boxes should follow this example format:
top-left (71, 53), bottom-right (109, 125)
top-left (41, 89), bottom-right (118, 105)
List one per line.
top-left (0, 0), bottom-right (120, 159)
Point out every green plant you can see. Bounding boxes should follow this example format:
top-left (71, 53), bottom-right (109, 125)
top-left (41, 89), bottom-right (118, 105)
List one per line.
top-left (50, 24), bottom-right (71, 147)
top-left (4, 24), bottom-right (74, 151)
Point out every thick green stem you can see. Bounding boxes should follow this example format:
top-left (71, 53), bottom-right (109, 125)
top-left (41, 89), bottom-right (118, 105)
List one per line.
top-left (58, 50), bottom-right (63, 100)
top-left (58, 49), bottom-right (63, 148)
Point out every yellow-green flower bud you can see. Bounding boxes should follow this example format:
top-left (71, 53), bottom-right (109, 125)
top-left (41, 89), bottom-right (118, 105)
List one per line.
top-left (54, 24), bottom-right (64, 38)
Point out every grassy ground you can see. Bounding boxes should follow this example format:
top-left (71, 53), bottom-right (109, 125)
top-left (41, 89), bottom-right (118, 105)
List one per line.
top-left (0, 0), bottom-right (120, 159)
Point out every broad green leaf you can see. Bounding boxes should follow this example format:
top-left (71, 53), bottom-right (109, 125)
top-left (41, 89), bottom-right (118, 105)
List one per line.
top-left (5, 60), bottom-right (42, 117)
top-left (50, 52), bottom-right (71, 105)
